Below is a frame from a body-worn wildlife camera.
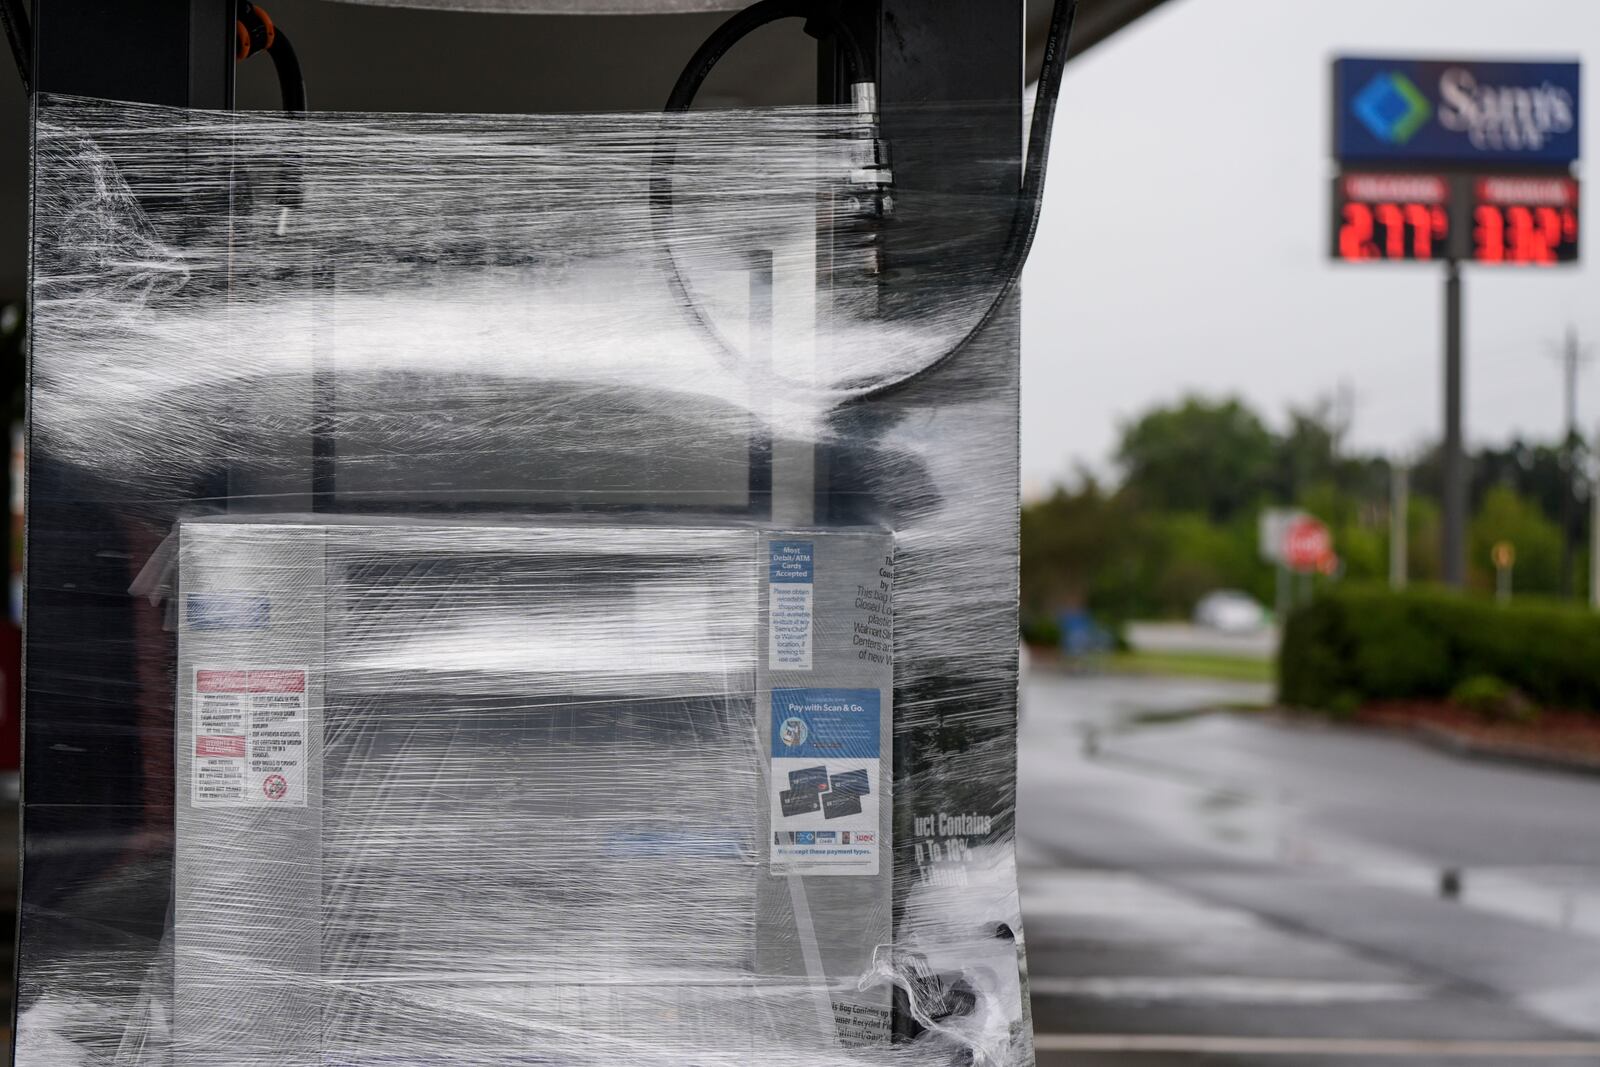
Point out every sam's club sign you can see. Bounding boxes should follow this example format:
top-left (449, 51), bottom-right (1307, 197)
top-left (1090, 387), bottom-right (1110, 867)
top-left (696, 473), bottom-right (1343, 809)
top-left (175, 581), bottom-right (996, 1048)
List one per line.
top-left (1335, 57), bottom-right (1580, 165)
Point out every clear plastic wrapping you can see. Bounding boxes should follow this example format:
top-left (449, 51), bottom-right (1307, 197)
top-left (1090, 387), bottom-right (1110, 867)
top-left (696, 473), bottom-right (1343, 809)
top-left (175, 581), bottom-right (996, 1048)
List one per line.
top-left (20, 94), bottom-right (1027, 1065)
top-left (324, 0), bottom-right (744, 10)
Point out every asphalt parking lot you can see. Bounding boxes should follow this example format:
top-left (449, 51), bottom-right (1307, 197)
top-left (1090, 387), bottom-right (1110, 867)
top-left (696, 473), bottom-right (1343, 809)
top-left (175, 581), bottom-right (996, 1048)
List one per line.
top-left (1018, 671), bottom-right (1600, 1065)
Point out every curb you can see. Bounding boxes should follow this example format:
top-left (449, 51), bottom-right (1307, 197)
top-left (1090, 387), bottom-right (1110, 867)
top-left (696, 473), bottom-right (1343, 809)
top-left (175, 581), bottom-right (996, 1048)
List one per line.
top-left (1268, 706), bottom-right (1600, 782)
top-left (1400, 720), bottom-right (1600, 781)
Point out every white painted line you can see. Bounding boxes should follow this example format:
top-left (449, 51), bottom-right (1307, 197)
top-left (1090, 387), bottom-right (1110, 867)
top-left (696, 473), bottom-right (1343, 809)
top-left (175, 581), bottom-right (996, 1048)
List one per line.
top-left (1030, 975), bottom-right (1431, 1004)
top-left (1033, 1034), bottom-right (1600, 1057)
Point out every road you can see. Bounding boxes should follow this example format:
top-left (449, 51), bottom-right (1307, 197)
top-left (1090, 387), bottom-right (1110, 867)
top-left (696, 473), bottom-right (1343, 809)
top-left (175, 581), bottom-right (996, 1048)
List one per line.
top-left (1017, 670), bottom-right (1600, 1066)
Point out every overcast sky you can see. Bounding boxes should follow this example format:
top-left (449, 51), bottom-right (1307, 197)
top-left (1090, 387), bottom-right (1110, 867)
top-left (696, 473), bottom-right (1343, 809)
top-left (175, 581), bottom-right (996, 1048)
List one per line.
top-left (1021, 0), bottom-right (1600, 494)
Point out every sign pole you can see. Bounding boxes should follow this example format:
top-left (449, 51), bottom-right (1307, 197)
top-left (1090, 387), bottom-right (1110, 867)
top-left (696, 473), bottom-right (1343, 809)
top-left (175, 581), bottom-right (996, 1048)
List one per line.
top-left (1592, 429), bottom-right (1600, 610)
top-left (1492, 542), bottom-right (1515, 604)
top-left (1556, 327), bottom-right (1591, 599)
top-left (1442, 258), bottom-right (1466, 589)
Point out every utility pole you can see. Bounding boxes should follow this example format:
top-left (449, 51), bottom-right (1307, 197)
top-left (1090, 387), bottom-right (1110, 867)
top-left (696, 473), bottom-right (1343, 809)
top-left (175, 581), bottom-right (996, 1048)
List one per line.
top-left (1554, 327), bottom-right (1593, 599)
top-left (1442, 260), bottom-right (1466, 588)
top-left (1390, 459), bottom-right (1409, 590)
top-left (1332, 379), bottom-right (1357, 459)
top-left (1592, 425), bottom-right (1600, 610)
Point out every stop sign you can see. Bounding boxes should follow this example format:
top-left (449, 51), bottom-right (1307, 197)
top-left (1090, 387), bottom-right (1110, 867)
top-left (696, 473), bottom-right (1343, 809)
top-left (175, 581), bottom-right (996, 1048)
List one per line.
top-left (1283, 516), bottom-right (1333, 572)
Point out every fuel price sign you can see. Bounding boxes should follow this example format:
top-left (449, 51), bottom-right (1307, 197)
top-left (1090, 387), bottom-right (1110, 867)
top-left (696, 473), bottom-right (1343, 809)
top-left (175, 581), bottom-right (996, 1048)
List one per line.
top-left (1471, 175), bottom-right (1580, 265)
top-left (1333, 172), bottom-right (1451, 262)
top-left (1332, 171), bottom-right (1581, 266)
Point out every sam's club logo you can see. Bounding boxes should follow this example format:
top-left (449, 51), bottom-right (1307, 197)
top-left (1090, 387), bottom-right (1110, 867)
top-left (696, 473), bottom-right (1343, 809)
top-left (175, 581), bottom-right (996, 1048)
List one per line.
top-left (1353, 71), bottom-right (1432, 144)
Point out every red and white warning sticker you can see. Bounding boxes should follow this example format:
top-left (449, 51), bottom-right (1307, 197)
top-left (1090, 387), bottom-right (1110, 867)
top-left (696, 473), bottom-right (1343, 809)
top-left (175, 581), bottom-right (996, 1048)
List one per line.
top-left (192, 667), bottom-right (308, 808)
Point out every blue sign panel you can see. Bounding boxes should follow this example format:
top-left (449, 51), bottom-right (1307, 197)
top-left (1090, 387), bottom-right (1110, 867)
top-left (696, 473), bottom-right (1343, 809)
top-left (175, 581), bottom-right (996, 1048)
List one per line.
top-left (768, 541), bottom-right (815, 584)
top-left (771, 688), bottom-right (880, 759)
top-left (1334, 57), bottom-right (1580, 165)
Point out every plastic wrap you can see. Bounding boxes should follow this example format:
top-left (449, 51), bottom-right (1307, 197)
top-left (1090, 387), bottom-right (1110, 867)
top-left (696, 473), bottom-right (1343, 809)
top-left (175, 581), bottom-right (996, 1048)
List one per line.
top-left (20, 93), bottom-right (1027, 1066)
top-left (325, 0), bottom-right (743, 11)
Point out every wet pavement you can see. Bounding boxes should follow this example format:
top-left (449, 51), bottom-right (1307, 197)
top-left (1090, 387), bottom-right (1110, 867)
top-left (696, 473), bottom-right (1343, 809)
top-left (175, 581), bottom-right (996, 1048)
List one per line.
top-left (1017, 670), bottom-right (1600, 1065)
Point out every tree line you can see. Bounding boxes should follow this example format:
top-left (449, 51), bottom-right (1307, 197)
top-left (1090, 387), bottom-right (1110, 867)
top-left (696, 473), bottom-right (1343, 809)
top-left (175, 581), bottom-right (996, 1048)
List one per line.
top-left (1023, 394), bottom-right (1589, 629)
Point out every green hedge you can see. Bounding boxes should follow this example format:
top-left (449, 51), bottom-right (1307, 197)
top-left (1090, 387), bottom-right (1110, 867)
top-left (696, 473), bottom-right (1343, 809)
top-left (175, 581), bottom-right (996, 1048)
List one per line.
top-left (1279, 586), bottom-right (1600, 713)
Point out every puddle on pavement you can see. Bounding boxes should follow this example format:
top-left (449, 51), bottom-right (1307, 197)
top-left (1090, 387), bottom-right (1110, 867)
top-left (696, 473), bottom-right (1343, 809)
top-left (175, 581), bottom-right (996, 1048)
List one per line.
top-left (1086, 708), bottom-right (1600, 943)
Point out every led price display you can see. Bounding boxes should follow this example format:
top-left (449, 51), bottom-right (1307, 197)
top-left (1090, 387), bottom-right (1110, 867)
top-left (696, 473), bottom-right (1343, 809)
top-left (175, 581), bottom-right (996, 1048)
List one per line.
top-left (1472, 175), bottom-right (1580, 265)
top-left (1334, 173), bottom-right (1451, 261)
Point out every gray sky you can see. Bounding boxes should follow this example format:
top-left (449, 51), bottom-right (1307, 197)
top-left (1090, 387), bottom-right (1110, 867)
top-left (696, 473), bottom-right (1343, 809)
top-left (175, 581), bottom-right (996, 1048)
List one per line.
top-left (1021, 0), bottom-right (1600, 494)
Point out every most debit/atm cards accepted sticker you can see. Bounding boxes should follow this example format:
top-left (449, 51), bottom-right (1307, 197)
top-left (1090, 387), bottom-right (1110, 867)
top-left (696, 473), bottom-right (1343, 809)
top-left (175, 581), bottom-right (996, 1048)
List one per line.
top-left (770, 688), bottom-right (880, 876)
top-left (768, 541), bottom-right (814, 670)
top-left (192, 668), bottom-right (308, 808)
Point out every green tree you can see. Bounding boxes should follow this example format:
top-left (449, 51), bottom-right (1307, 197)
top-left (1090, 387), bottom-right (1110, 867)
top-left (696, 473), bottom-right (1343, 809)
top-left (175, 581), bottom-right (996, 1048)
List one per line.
top-left (1116, 396), bottom-right (1276, 522)
top-left (1299, 482), bottom-right (1385, 584)
top-left (1028, 395), bottom-right (1596, 628)
top-left (1146, 511), bottom-right (1268, 612)
top-left (1020, 476), bottom-right (1147, 618)
top-left (1404, 495), bottom-right (1442, 584)
top-left (1469, 486), bottom-right (1563, 596)
top-left (1277, 400), bottom-right (1341, 501)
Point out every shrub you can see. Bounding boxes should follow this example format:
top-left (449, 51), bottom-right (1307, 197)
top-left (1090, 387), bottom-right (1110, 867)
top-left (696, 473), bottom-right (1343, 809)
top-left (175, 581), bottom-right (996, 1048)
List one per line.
top-left (1449, 674), bottom-right (1538, 724)
top-left (1449, 673), bottom-right (1509, 714)
top-left (1327, 690), bottom-right (1363, 721)
top-left (1020, 614), bottom-right (1061, 649)
top-left (1280, 586), bottom-right (1600, 714)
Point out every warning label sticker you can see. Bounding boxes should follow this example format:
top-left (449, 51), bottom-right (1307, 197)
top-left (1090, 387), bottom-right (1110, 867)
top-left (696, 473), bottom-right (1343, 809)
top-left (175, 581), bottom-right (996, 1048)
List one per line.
top-left (192, 668), bottom-right (308, 808)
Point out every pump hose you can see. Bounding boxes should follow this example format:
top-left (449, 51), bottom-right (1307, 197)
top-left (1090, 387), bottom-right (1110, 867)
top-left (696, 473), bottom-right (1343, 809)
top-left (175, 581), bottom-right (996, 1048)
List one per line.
top-left (657, 0), bottom-right (1079, 402)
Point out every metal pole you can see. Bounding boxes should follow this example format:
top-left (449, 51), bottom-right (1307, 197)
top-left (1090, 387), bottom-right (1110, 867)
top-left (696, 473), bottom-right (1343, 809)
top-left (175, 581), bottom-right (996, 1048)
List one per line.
top-left (21, 0), bottom-right (237, 1039)
top-left (1442, 259), bottom-right (1466, 588)
top-left (1592, 430), bottom-right (1600, 609)
top-left (1560, 327), bottom-right (1579, 598)
top-left (1390, 460), bottom-right (1409, 590)
top-left (1592, 477), bottom-right (1600, 610)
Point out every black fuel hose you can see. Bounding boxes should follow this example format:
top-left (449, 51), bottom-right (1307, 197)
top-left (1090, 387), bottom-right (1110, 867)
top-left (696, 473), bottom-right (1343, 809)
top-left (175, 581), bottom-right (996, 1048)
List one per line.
top-left (238, 2), bottom-right (307, 113)
top-left (658, 0), bottom-right (1079, 402)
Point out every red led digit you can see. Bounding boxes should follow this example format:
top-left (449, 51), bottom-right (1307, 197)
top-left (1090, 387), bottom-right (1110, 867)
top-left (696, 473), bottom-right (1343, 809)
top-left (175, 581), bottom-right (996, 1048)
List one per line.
top-left (1340, 203), bottom-right (1376, 261)
top-left (1376, 202), bottom-right (1406, 258)
top-left (1474, 205), bottom-right (1504, 263)
top-left (1404, 203), bottom-right (1436, 259)
top-left (1508, 205), bottom-right (1531, 262)
top-left (1507, 206), bottom-right (1552, 264)
top-left (1538, 207), bottom-right (1565, 264)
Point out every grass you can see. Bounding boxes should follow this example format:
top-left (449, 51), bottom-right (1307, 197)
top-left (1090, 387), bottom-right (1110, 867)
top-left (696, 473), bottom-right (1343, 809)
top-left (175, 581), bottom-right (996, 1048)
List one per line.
top-left (1108, 649), bottom-right (1276, 685)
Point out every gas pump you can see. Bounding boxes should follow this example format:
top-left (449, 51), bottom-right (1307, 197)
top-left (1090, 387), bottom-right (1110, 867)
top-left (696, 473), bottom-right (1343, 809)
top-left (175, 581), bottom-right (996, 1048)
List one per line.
top-left (10, 2), bottom-right (1074, 1063)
